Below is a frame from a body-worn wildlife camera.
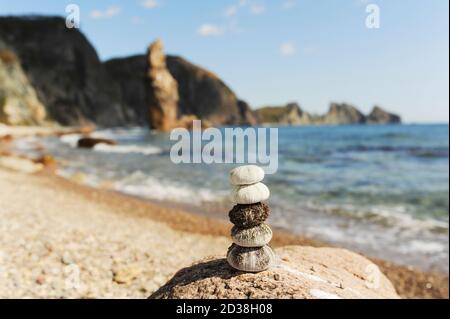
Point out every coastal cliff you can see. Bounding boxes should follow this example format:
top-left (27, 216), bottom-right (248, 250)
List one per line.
top-left (256, 102), bottom-right (401, 125)
top-left (0, 50), bottom-right (48, 125)
top-left (0, 16), bottom-right (255, 129)
top-left (0, 16), bottom-right (127, 127)
top-left (105, 51), bottom-right (257, 127)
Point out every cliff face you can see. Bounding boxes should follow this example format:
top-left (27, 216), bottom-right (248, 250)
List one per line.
top-left (103, 55), bottom-right (148, 125)
top-left (166, 56), bottom-right (256, 126)
top-left (0, 50), bottom-right (48, 125)
top-left (0, 16), bottom-right (127, 127)
top-left (0, 16), bottom-right (255, 129)
top-left (255, 103), bottom-right (312, 125)
top-left (256, 102), bottom-right (401, 126)
top-left (105, 51), bottom-right (256, 127)
top-left (322, 103), bottom-right (366, 125)
top-left (367, 106), bottom-right (401, 124)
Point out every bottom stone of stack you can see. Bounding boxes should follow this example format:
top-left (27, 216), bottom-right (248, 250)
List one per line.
top-left (227, 244), bottom-right (276, 272)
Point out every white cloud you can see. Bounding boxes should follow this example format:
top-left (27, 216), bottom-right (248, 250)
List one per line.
top-left (198, 24), bottom-right (225, 37)
top-left (141, 0), bottom-right (159, 9)
top-left (249, 3), bottom-right (266, 15)
top-left (225, 5), bottom-right (238, 17)
top-left (281, 0), bottom-right (296, 10)
top-left (225, 1), bottom-right (266, 18)
top-left (90, 5), bottom-right (120, 19)
top-left (279, 42), bottom-right (296, 56)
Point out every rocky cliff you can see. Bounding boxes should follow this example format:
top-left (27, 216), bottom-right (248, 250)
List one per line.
top-left (165, 55), bottom-right (257, 126)
top-left (256, 102), bottom-right (401, 125)
top-left (367, 106), bottom-right (401, 124)
top-left (255, 103), bottom-right (314, 125)
top-left (0, 16), bottom-right (127, 127)
top-left (0, 16), bottom-right (255, 129)
top-left (105, 52), bottom-right (257, 127)
top-left (322, 103), bottom-right (366, 125)
top-left (0, 50), bottom-right (48, 125)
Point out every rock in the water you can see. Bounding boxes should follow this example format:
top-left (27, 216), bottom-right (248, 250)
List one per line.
top-left (226, 244), bottom-right (276, 273)
top-left (231, 183), bottom-right (270, 204)
top-left (322, 103), bottom-right (366, 125)
top-left (229, 202), bottom-right (270, 228)
top-left (147, 39), bottom-right (179, 132)
top-left (367, 106), bottom-right (401, 124)
top-left (77, 137), bottom-right (117, 149)
top-left (231, 224), bottom-right (273, 247)
top-left (255, 103), bottom-right (314, 125)
top-left (256, 102), bottom-right (402, 126)
top-left (229, 165), bottom-right (265, 186)
top-left (149, 246), bottom-right (400, 299)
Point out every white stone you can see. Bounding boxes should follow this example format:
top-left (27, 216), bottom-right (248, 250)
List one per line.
top-left (229, 165), bottom-right (264, 186)
top-left (231, 182), bottom-right (270, 204)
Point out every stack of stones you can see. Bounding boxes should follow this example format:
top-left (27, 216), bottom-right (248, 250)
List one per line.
top-left (226, 165), bottom-right (277, 272)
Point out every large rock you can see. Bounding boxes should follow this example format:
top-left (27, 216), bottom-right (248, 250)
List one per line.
top-left (367, 106), bottom-right (401, 124)
top-left (166, 56), bottom-right (256, 126)
top-left (0, 16), bottom-right (127, 127)
top-left (322, 103), bottom-right (366, 125)
top-left (256, 102), bottom-right (401, 126)
top-left (146, 40), bottom-right (179, 131)
top-left (104, 55), bottom-right (148, 126)
top-left (77, 137), bottom-right (117, 149)
top-left (255, 103), bottom-right (314, 125)
top-left (105, 44), bottom-right (257, 128)
top-left (149, 246), bottom-right (399, 299)
top-left (0, 50), bottom-right (48, 125)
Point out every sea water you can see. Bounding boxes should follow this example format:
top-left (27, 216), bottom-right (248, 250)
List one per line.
top-left (38, 124), bottom-right (449, 272)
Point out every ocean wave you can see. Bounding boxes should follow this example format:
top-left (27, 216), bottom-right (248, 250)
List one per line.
top-left (59, 133), bottom-right (162, 155)
top-left (302, 201), bottom-right (449, 234)
top-left (93, 143), bottom-right (162, 155)
top-left (59, 133), bottom-right (82, 147)
top-left (114, 171), bottom-right (228, 204)
top-left (338, 145), bottom-right (448, 159)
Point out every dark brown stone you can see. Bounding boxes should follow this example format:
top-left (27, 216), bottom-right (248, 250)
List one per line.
top-left (77, 137), bottom-right (117, 149)
top-left (228, 202), bottom-right (270, 228)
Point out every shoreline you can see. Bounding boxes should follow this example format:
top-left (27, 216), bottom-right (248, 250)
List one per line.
top-left (18, 169), bottom-right (450, 298)
top-left (0, 126), bottom-right (448, 298)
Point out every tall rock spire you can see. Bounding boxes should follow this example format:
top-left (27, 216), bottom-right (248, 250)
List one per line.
top-left (147, 39), bottom-right (179, 131)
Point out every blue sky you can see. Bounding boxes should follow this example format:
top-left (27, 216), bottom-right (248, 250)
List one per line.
top-left (1, 0), bottom-right (448, 123)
